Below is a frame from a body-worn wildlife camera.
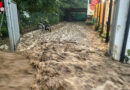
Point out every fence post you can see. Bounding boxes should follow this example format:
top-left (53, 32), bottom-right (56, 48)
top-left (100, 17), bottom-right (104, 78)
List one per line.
top-left (97, 2), bottom-right (99, 25)
top-left (4, 0), bottom-right (20, 52)
top-left (106, 0), bottom-right (113, 42)
top-left (100, 0), bottom-right (106, 35)
top-left (98, 0), bottom-right (101, 27)
top-left (4, 0), bottom-right (15, 51)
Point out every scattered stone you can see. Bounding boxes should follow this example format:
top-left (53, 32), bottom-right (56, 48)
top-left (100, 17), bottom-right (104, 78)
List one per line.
top-left (0, 44), bottom-right (9, 50)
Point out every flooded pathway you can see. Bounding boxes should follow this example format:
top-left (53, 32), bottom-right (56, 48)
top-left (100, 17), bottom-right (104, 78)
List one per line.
top-left (4, 22), bottom-right (129, 90)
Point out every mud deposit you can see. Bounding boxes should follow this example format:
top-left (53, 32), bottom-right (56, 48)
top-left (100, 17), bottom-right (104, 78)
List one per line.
top-left (18, 22), bottom-right (130, 90)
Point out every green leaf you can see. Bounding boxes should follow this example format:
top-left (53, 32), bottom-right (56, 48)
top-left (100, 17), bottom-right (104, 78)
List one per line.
top-left (0, 32), bottom-right (2, 37)
top-left (127, 49), bottom-right (130, 56)
top-left (124, 56), bottom-right (129, 64)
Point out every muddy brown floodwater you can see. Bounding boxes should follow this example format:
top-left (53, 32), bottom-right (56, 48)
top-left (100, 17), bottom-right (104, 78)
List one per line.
top-left (16, 22), bottom-right (130, 90)
top-left (0, 51), bottom-right (35, 90)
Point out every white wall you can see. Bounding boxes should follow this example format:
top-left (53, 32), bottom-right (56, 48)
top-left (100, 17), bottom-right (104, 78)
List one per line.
top-left (111, 0), bottom-right (129, 61)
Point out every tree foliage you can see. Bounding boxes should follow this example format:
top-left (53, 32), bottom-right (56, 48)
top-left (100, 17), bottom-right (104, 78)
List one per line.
top-left (14, 0), bottom-right (87, 13)
top-left (60, 0), bottom-right (87, 8)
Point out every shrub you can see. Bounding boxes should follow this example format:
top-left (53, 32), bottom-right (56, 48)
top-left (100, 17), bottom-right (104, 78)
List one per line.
top-left (0, 27), bottom-right (8, 38)
top-left (48, 14), bottom-right (60, 25)
top-left (124, 50), bottom-right (130, 63)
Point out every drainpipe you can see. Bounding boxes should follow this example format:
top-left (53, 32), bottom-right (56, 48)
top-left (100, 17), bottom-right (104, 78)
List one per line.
top-left (120, 5), bottom-right (130, 63)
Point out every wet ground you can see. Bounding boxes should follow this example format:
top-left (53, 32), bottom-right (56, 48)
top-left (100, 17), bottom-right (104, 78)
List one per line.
top-left (1, 22), bottom-right (129, 90)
